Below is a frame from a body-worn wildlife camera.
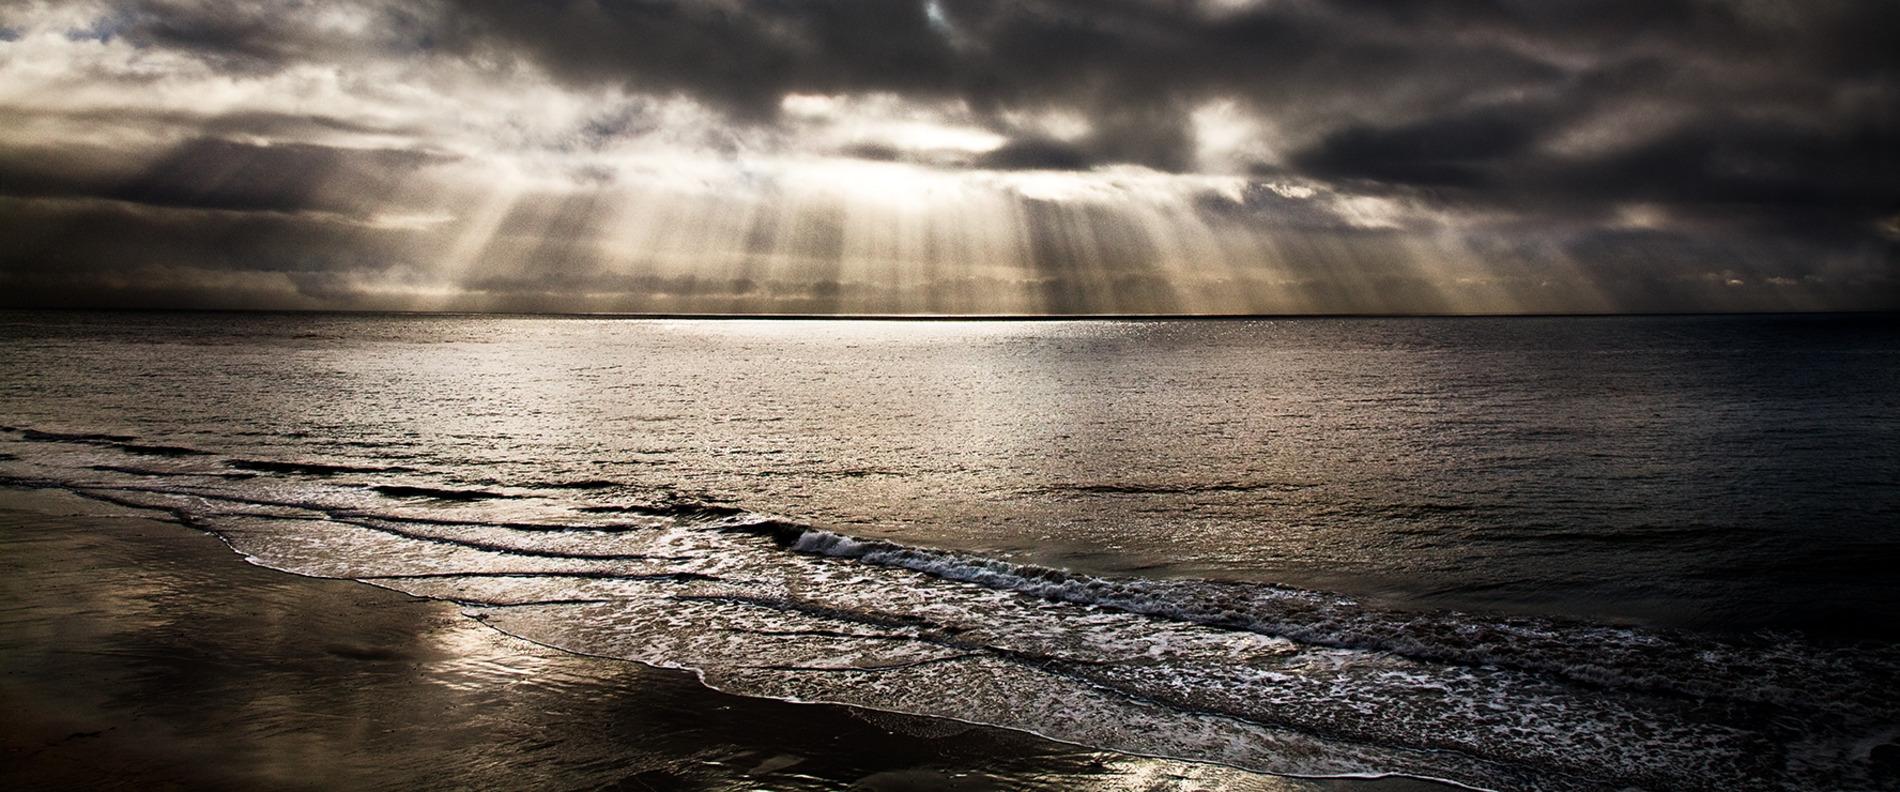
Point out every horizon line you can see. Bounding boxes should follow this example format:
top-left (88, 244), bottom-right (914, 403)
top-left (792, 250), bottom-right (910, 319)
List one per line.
top-left (2, 306), bottom-right (1895, 321)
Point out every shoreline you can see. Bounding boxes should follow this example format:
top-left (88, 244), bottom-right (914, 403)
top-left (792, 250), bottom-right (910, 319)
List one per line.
top-left (0, 486), bottom-right (1446, 791)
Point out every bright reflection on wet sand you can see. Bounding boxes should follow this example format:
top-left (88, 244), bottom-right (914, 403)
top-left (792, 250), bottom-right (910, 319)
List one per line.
top-left (0, 488), bottom-right (1439, 792)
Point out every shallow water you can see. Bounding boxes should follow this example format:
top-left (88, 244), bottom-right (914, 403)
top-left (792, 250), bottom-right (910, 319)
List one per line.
top-left (4, 489), bottom-right (1386, 792)
top-left (2, 311), bottom-right (1897, 789)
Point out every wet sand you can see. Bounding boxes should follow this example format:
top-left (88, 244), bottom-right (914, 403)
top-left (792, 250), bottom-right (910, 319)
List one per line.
top-left (0, 487), bottom-right (1449, 791)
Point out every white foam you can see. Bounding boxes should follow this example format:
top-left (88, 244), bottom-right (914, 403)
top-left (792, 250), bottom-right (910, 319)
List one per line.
top-left (4, 437), bottom-right (1897, 791)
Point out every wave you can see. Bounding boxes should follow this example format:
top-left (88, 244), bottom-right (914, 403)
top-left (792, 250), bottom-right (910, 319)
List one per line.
top-left (227, 458), bottom-right (416, 476)
top-left (16, 428), bottom-right (140, 444)
top-left (519, 479), bottom-right (627, 490)
top-left (580, 497), bottom-right (752, 521)
top-left (766, 526), bottom-right (1900, 714)
top-left (1040, 480), bottom-right (1308, 495)
top-left (88, 463), bottom-right (257, 480)
top-left (2, 425), bottom-right (1896, 791)
top-left (370, 484), bottom-right (510, 502)
top-left (118, 443), bottom-right (214, 457)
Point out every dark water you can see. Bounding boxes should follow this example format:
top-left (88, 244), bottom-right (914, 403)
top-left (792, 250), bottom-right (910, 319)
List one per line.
top-left (2, 310), bottom-right (1897, 790)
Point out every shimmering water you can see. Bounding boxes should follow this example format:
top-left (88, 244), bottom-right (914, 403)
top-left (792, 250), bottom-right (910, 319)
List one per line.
top-left (2, 311), bottom-right (1897, 790)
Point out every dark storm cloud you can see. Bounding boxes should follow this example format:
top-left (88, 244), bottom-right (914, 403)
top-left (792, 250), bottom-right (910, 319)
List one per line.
top-left (0, 138), bottom-right (452, 215)
top-left (1329, 0), bottom-right (1900, 74)
top-left (0, 0), bottom-right (1894, 313)
top-left (0, 193), bottom-right (431, 309)
top-left (0, 131), bottom-right (459, 309)
top-left (977, 138), bottom-right (1093, 171)
top-left (1294, 103), bottom-right (1570, 189)
top-left (1296, 103), bottom-right (1897, 235)
top-left (441, 0), bottom-right (962, 118)
top-left (436, 0), bottom-right (1567, 170)
top-left (1556, 117), bottom-right (1896, 216)
top-left (42, 0), bottom-right (1895, 196)
top-left (428, 0), bottom-right (1896, 221)
top-left (98, 0), bottom-right (441, 72)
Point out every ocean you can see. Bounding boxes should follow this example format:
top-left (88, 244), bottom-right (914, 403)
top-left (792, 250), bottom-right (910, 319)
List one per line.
top-left (2, 311), bottom-right (1896, 790)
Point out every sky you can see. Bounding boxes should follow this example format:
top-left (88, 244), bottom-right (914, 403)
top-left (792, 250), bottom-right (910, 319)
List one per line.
top-left (0, 0), bottom-right (1894, 314)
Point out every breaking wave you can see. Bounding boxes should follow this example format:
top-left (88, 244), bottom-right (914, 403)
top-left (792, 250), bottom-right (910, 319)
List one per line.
top-left (2, 425), bottom-right (1896, 791)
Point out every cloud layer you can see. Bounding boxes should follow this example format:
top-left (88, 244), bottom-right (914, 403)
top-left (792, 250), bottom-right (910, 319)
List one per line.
top-left (1, 0), bottom-right (1894, 313)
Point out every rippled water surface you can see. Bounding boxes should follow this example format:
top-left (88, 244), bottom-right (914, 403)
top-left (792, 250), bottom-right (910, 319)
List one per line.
top-left (2, 311), bottom-right (1897, 790)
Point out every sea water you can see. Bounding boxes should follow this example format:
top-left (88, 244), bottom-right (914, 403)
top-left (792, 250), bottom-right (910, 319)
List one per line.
top-left (2, 311), bottom-right (1895, 790)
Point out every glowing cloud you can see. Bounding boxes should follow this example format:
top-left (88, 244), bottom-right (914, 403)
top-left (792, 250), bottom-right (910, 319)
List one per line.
top-left (0, 1), bottom-right (1893, 313)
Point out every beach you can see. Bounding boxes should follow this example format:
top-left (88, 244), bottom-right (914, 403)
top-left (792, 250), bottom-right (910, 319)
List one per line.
top-left (1, 487), bottom-right (1448, 791)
